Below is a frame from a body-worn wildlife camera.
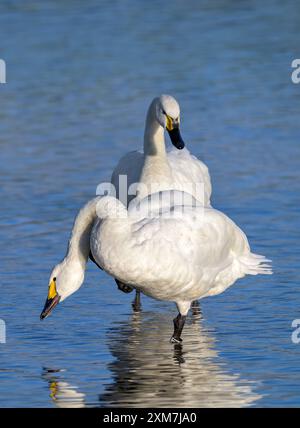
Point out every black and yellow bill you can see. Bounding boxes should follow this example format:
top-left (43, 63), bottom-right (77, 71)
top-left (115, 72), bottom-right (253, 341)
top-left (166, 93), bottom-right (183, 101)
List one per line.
top-left (165, 114), bottom-right (185, 150)
top-left (40, 278), bottom-right (60, 320)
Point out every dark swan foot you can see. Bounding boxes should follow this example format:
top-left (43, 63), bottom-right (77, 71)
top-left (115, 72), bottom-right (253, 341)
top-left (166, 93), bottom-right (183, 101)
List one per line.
top-left (170, 313), bottom-right (186, 343)
top-left (170, 336), bottom-right (182, 344)
top-left (115, 279), bottom-right (134, 294)
top-left (132, 290), bottom-right (142, 312)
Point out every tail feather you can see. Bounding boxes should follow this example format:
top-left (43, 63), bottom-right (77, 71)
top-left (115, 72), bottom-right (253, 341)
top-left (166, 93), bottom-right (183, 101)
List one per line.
top-left (240, 253), bottom-right (273, 275)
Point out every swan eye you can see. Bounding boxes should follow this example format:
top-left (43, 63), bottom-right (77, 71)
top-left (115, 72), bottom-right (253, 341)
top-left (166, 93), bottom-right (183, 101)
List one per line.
top-left (162, 109), bottom-right (166, 115)
top-left (53, 277), bottom-right (56, 282)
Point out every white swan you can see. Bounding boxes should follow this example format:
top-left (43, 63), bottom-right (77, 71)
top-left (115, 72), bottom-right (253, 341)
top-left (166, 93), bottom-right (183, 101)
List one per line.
top-left (40, 191), bottom-right (272, 342)
top-left (110, 94), bottom-right (212, 208)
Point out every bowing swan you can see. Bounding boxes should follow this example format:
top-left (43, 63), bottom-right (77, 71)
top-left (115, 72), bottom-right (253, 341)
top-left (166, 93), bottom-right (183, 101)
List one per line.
top-left (100, 94), bottom-right (212, 305)
top-left (40, 190), bottom-right (272, 343)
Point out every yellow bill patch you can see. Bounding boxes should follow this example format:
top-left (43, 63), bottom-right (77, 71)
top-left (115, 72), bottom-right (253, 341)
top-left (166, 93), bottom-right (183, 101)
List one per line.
top-left (48, 279), bottom-right (57, 299)
top-left (166, 115), bottom-right (173, 131)
top-left (50, 381), bottom-right (58, 400)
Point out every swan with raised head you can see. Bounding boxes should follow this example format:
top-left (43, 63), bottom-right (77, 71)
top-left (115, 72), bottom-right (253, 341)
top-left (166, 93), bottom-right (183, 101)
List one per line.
top-left (110, 94), bottom-right (212, 207)
top-left (40, 190), bottom-right (272, 343)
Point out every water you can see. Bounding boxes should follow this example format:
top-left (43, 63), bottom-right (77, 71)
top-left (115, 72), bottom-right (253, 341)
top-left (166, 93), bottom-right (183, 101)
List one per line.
top-left (0, 0), bottom-right (300, 407)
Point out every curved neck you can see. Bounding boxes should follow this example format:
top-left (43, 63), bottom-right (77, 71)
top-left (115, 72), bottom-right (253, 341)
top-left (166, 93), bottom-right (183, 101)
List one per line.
top-left (143, 99), bottom-right (166, 157)
top-left (66, 197), bottom-right (100, 266)
top-left (138, 100), bottom-right (173, 199)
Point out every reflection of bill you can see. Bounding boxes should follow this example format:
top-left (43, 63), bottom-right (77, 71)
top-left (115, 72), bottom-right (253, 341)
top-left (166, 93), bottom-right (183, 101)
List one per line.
top-left (99, 307), bottom-right (262, 408)
top-left (0, 319), bottom-right (6, 344)
top-left (42, 368), bottom-right (85, 408)
top-left (0, 59), bottom-right (6, 84)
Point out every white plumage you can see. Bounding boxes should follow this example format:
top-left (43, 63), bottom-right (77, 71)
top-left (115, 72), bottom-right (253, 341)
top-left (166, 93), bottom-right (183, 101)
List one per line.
top-left (41, 95), bottom-right (272, 343)
top-left (91, 192), bottom-right (271, 316)
top-left (111, 147), bottom-right (212, 207)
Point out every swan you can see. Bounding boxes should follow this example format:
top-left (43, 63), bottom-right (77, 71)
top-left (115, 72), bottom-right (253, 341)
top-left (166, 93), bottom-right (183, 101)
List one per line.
top-left (110, 94), bottom-right (212, 207)
top-left (98, 94), bottom-right (212, 306)
top-left (40, 191), bottom-right (272, 343)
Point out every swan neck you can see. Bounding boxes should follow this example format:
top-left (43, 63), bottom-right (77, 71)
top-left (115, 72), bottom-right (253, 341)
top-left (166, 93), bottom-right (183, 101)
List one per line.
top-left (143, 106), bottom-right (166, 157)
top-left (66, 197), bottom-right (100, 265)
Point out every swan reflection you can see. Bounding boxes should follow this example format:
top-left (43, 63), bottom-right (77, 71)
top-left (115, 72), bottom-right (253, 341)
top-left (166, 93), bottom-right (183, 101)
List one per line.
top-left (42, 368), bottom-right (86, 408)
top-left (99, 304), bottom-right (261, 408)
top-left (41, 305), bottom-right (261, 408)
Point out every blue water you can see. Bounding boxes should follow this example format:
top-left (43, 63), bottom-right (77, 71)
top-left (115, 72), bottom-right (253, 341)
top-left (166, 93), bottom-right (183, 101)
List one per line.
top-left (0, 0), bottom-right (300, 407)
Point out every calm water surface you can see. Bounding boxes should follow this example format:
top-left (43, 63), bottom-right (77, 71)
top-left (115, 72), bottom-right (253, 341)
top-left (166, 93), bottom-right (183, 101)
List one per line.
top-left (0, 0), bottom-right (300, 407)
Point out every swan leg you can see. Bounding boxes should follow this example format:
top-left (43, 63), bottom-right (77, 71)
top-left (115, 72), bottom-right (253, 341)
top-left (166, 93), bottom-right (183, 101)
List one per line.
top-left (170, 301), bottom-right (191, 343)
top-left (170, 313), bottom-right (186, 343)
top-left (115, 278), bottom-right (134, 294)
top-left (132, 290), bottom-right (141, 312)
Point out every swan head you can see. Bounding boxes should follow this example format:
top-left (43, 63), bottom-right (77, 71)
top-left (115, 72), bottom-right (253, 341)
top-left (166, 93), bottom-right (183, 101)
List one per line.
top-left (40, 259), bottom-right (84, 320)
top-left (153, 94), bottom-right (185, 150)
